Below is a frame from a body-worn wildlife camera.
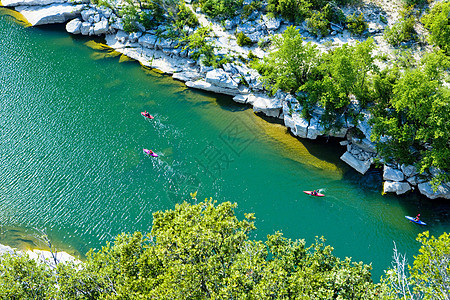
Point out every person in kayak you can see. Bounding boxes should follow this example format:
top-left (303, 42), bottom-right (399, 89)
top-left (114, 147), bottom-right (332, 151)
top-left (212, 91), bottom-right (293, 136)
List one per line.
top-left (414, 214), bottom-right (420, 221)
top-left (312, 190), bottom-right (317, 196)
top-left (144, 111), bottom-right (150, 117)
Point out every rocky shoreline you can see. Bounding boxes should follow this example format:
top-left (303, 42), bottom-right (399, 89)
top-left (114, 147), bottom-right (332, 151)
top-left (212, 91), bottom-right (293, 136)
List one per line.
top-left (1, 0), bottom-right (449, 199)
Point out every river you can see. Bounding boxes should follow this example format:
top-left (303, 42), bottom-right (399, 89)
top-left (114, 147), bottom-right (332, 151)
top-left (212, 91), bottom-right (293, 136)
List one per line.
top-left (0, 13), bottom-right (449, 280)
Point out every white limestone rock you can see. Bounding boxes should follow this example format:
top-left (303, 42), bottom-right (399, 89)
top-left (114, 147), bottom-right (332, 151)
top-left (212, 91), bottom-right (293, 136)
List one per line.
top-left (172, 71), bottom-right (202, 82)
top-left (340, 151), bottom-right (372, 175)
top-left (351, 137), bottom-right (377, 153)
top-left (263, 14), bottom-right (281, 31)
top-left (93, 18), bottom-right (108, 35)
top-left (0, 244), bottom-right (15, 255)
top-left (418, 182), bottom-right (450, 200)
top-left (16, 3), bottom-right (85, 26)
top-left (138, 33), bottom-right (157, 48)
top-left (205, 69), bottom-right (239, 89)
top-left (383, 181), bottom-right (411, 195)
top-left (401, 164), bottom-right (418, 178)
top-left (186, 80), bottom-right (241, 96)
top-left (307, 117), bottom-right (324, 139)
top-left (80, 21), bottom-right (90, 35)
top-left (233, 94), bottom-right (249, 104)
top-left (80, 7), bottom-right (96, 22)
top-left (284, 113), bottom-right (308, 138)
top-left (250, 93), bottom-right (282, 118)
top-left (26, 249), bottom-right (80, 269)
top-left (65, 17), bottom-right (82, 34)
top-left (383, 165), bottom-right (404, 181)
top-left (1, 0), bottom-right (65, 6)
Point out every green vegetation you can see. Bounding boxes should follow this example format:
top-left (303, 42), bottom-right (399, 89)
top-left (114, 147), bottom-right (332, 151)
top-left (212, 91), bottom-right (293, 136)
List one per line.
top-left (421, 0), bottom-right (450, 54)
top-left (370, 51), bottom-right (450, 179)
top-left (253, 26), bottom-right (319, 95)
top-left (198, 0), bottom-right (244, 19)
top-left (382, 231), bottom-right (450, 299)
top-left (384, 5), bottom-right (417, 46)
top-left (0, 200), bottom-right (381, 299)
top-left (346, 12), bottom-right (368, 36)
top-left (0, 201), bottom-right (448, 299)
top-left (236, 31), bottom-right (253, 46)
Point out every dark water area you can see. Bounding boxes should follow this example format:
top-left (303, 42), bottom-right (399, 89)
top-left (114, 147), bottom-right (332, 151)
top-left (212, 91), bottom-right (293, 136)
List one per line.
top-left (0, 14), bottom-right (449, 280)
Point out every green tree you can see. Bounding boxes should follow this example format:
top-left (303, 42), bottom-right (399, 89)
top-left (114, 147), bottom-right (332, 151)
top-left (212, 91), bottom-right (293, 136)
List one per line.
top-left (382, 232), bottom-right (450, 300)
top-left (421, 1), bottom-right (450, 54)
top-left (254, 25), bottom-right (319, 94)
top-left (384, 5), bottom-right (417, 46)
top-left (300, 38), bottom-right (376, 128)
top-left (0, 253), bottom-right (55, 299)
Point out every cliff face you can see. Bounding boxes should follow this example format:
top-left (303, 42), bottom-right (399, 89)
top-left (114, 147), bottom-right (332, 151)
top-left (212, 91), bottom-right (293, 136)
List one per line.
top-left (3, 0), bottom-right (449, 199)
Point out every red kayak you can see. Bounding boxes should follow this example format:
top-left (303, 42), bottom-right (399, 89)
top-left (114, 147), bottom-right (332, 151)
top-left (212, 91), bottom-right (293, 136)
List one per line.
top-left (303, 191), bottom-right (325, 197)
top-left (143, 149), bottom-right (158, 157)
top-left (141, 112), bottom-right (154, 119)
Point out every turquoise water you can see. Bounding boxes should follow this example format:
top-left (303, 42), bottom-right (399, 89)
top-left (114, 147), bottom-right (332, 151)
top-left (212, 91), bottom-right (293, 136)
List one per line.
top-left (0, 14), bottom-right (449, 280)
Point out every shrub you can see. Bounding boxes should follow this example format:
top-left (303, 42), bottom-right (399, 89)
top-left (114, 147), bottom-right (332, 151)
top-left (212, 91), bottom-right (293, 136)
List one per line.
top-left (421, 1), bottom-right (450, 53)
top-left (199, 0), bottom-right (243, 19)
top-left (176, 3), bottom-right (199, 28)
top-left (267, 0), bottom-right (311, 23)
top-left (346, 12), bottom-right (368, 35)
top-left (307, 10), bottom-right (329, 36)
top-left (236, 32), bottom-right (253, 46)
top-left (384, 6), bottom-right (417, 46)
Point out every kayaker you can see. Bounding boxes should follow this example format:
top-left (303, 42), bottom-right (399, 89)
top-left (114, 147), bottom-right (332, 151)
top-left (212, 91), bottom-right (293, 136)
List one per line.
top-left (312, 190), bottom-right (317, 196)
top-left (414, 214), bottom-right (420, 221)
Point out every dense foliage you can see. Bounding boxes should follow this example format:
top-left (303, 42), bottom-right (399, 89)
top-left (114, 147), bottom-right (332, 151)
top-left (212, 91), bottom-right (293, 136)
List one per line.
top-left (370, 51), bottom-right (450, 179)
top-left (198, 0), bottom-right (244, 19)
top-left (421, 1), bottom-right (450, 54)
top-left (0, 200), bottom-right (381, 299)
top-left (382, 231), bottom-right (450, 300)
top-left (346, 12), bottom-right (368, 36)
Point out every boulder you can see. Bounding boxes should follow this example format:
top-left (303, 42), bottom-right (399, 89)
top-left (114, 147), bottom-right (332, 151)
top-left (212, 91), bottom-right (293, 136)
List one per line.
top-left (383, 165), bottom-right (404, 181)
top-left (233, 94), bottom-right (249, 104)
top-left (128, 31), bottom-right (142, 42)
top-left (138, 33), bottom-right (157, 49)
top-left (236, 22), bottom-right (256, 34)
top-left (284, 113), bottom-right (308, 138)
top-left (65, 17), bottom-right (82, 34)
top-left (401, 164), bottom-right (418, 178)
top-left (16, 3), bottom-right (85, 26)
top-left (418, 182), bottom-right (450, 200)
top-left (1, 0), bottom-right (66, 6)
top-left (172, 71), bottom-right (202, 82)
top-left (115, 30), bottom-right (128, 43)
top-left (357, 112), bottom-right (372, 139)
top-left (185, 80), bottom-right (240, 96)
top-left (262, 14), bottom-right (281, 31)
top-left (246, 31), bottom-right (265, 43)
top-left (80, 21), bottom-right (90, 35)
top-left (249, 93), bottom-right (282, 118)
top-left (80, 7), bottom-right (96, 22)
top-left (205, 69), bottom-right (238, 89)
top-left (340, 151), bottom-right (372, 175)
top-left (307, 117), bottom-right (324, 139)
top-left (351, 137), bottom-right (377, 153)
top-left (93, 18), bottom-right (108, 35)
top-left (383, 181), bottom-right (411, 195)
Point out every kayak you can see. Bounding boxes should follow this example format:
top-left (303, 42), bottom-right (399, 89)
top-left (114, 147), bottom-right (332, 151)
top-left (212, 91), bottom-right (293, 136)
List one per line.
top-left (141, 112), bottom-right (154, 119)
top-left (303, 191), bottom-right (325, 197)
top-left (405, 216), bottom-right (427, 225)
top-left (143, 148), bottom-right (158, 157)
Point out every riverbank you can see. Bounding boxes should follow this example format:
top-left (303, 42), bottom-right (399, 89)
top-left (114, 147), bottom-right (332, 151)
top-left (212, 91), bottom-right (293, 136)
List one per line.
top-left (1, 0), bottom-right (449, 200)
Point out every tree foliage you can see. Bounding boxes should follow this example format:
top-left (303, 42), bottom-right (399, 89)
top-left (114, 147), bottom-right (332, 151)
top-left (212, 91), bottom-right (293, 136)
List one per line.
top-left (0, 200), bottom-right (381, 299)
top-left (382, 232), bottom-right (450, 300)
top-left (253, 25), bottom-right (319, 94)
top-left (421, 1), bottom-right (450, 54)
top-left (370, 52), bottom-right (450, 176)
